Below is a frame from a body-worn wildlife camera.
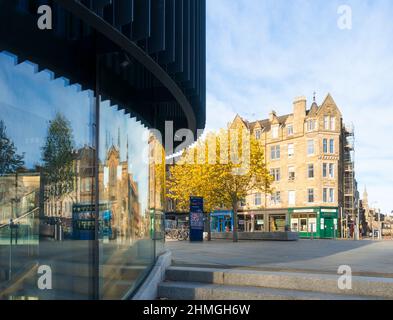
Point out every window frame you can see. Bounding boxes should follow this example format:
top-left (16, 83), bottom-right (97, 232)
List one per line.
top-left (329, 163), bottom-right (334, 178)
top-left (324, 116), bottom-right (330, 130)
top-left (329, 139), bottom-right (334, 153)
top-left (288, 190), bottom-right (296, 206)
top-left (288, 143), bottom-right (294, 157)
top-left (330, 117), bottom-right (336, 131)
top-left (272, 125), bottom-right (279, 139)
top-left (255, 129), bottom-right (261, 140)
top-left (287, 124), bottom-right (294, 136)
top-left (307, 139), bottom-right (315, 155)
top-left (308, 164), bottom-right (314, 178)
top-left (270, 145), bottom-right (280, 160)
top-left (307, 188), bottom-right (315, 203)
top-left (288, 166), bottom-right (295, 181)
top-left (254, 193), bottom-right (262, 206)
top-left (323, 138), bottom-right (328, 154)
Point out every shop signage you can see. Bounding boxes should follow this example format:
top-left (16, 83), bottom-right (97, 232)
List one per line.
top-left (293, 209), bottom-right (316, 213)
top-left (321, 209), bottom-right (337, 213)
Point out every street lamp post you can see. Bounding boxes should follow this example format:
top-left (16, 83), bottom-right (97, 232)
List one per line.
top-left (378, 209), bottom-right (382, 240)
top-left (354, 199), bottom-right (360, 241)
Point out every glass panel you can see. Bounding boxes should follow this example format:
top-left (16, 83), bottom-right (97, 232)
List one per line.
top-left (291, 218), bottom-right (299, 232)
top-left (300, 218), bottom-right (308, 232)
top-left (98, 98), bottom-right (157, 299)
top-left (0, 52), bottom-right (95, 300)
top-left (269, 215), bottom-right (286, 232)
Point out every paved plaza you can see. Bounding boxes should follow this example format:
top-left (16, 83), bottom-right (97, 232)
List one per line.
top-left (167, 239), bottom-right (393, 277)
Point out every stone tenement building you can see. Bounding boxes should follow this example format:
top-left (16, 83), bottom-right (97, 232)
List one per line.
top-left (230, 94), bottom-right (355, 239)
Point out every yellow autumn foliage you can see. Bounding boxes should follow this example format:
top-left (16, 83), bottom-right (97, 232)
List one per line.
top-left (167, 127), bottom-right (272, 236)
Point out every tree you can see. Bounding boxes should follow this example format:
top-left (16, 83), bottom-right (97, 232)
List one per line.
top-left (41, 113), bottom-right (75, 217)
top-left (167, 127), bottom-right (272, 242)
top-left (0, 120), bottom-right (24, 176)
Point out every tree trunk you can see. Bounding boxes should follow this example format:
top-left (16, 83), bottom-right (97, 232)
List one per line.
top-left (232, 203), bottom-right (238, 242)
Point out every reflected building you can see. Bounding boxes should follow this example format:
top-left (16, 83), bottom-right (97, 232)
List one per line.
top-left (99, 144), bottom-right (141, 242)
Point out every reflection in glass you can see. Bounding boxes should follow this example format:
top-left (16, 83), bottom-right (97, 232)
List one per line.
top-left (0, 50), bottom-right (165, 300)
top-left (98, 102), bottom-right (157, 299)
top-left (0, 52), bottom-right (95, 299)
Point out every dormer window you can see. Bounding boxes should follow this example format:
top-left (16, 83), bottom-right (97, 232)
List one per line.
top-left (324, 116), bottom-right (330, 130)
top-left (272, 125), bottom-right (279, 139)
top-left (324, 115), bottom-right (335, 130)
top-left (330, 117), bottom-right (336, 131)
top-left (255, 129), bottom-right (261, 140)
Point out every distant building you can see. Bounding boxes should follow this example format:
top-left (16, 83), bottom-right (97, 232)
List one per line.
top-left (229, 94), bottom-right (358, 239)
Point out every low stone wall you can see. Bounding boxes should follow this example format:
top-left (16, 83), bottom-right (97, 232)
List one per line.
top-left (132, 250), bottom-right (172, 300)
top-left (211, 232), bottom-right (299, 241)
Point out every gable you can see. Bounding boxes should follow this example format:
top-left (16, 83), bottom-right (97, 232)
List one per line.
top-left (317, 94), bottom-right (342, 118)
top-left (230, 115), bottom-right (249, 130)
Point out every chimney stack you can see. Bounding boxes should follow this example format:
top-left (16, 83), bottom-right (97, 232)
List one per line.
top-left (269, 110), bottom-right (277, 122)
top-left (293, 96), bottom-right (306, 118)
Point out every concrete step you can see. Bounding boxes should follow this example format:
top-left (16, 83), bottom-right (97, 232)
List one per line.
top-left (158, 281), bottom-right (380, 300)
top-left (165, 267), bottom-right (393, 299)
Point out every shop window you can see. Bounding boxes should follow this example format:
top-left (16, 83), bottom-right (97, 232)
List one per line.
top-left (238, 214), bottom-right (246, 232)
top-left (255, 215), bottom-right (265, 231)
top-left (308, 214), bottom-right (317, 233)
top-left (291, 218), bottom-right (299, 232)
top-left (300, 218), bottom-right (308, 232)
top-left (269, 215), bottom-right (286, 232)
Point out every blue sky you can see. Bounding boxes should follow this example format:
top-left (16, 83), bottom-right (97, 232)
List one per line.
top-left (206, 0), bottom-right (393, 214)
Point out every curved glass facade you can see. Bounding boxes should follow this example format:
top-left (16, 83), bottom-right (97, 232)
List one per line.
top-left (0, 51), bottom-right (164, 300)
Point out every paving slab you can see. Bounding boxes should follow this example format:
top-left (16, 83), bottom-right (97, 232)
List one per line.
top-left (166, 239), bottom-right (393, 277)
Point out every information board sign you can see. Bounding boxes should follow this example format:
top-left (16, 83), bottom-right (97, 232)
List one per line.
top-left (189, 196), bottom-right (204, 242)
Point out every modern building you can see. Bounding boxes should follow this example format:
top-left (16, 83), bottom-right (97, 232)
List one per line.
top-left (0, 0), bottom-right (206, 300)
top-left (229, 94), bottom-right (357, 239)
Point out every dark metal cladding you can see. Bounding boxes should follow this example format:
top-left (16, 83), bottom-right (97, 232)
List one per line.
top-left (0, 0), bottom-right (206, 138)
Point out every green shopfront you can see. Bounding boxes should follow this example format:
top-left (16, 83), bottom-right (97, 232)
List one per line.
top-left (288, 207), bottom-right (339, 239)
